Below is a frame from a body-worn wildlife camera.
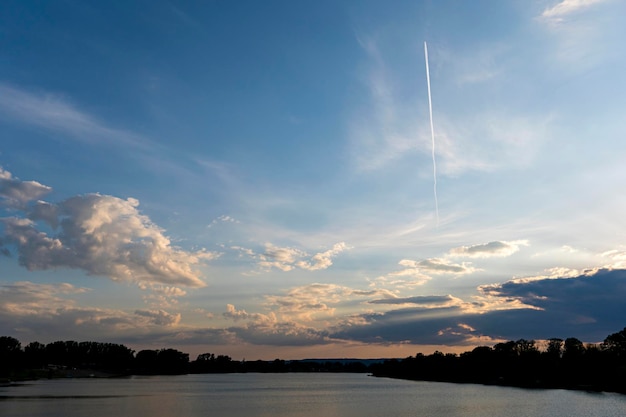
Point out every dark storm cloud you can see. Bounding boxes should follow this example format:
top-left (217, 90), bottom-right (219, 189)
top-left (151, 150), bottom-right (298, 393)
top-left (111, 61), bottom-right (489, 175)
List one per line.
top-left (331, 306), bottom-right (468, 345)
top-left (332, 269), bottom-right (626, 346)
top-left (471, 268), bottom-right (626, 341)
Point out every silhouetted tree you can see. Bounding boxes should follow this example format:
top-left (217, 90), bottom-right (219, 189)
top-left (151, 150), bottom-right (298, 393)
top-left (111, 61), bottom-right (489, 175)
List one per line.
top-left (563, 337), bottom-right (585, 360)
top-left (24, 341), bottom-right (47, 368)
top-left (46, 340), bottom-right (81, 367)
top-left (602, 327), bottom-right (626, 358)
top-left (156, 348), bottom-right (189, 374)
top-left (545, 338), bottom-right (563, 359)
top-left (515, 339), bottom-right (539, 356)
top-left (135, 349), bottom-right (159, 374)
top-left (0, 336), bottom-right (23, 376)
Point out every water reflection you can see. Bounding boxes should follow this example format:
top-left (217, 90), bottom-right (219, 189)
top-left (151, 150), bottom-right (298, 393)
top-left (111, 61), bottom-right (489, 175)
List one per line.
top-left (1, 374), bottom-right (625, 417)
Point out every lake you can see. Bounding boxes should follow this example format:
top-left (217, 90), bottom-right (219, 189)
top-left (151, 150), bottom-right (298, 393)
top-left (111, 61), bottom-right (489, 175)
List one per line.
top-left (1, 373), bottom-right (625, 417)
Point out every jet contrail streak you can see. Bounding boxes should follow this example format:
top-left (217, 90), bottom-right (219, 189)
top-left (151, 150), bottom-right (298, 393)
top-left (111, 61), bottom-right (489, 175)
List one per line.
top-left (424, 41), bottom-right (439, 226)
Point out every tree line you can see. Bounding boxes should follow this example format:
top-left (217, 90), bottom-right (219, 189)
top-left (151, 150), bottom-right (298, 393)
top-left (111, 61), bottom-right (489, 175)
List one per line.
top-left (0, 337), bottom-right (368, 379)
top-left (369, 327), bottom-right (626, 394)
top-left (1, 327), bottom-right (625, 393)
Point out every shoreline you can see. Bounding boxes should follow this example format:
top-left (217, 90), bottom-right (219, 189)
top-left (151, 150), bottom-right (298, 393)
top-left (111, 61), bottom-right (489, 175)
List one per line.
top-left (372, 373), bottom-right (626, 396)
top-left (4, 370), bottom-right (625, 396)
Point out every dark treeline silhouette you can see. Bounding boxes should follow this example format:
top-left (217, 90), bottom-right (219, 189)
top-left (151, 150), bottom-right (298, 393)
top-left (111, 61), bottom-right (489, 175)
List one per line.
top-left (0, 338), bottom-right (136, 379)
top-left (0, 337), bottom-right (369, 380)
top-left (370, 327), bottom-right (626, 394)
top-left (2, 327), bottom-right (626, 394)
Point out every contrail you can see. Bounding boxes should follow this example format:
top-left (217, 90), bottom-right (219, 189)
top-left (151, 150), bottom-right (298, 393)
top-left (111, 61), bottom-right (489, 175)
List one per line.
top-left (424, 41), bottom-right (439, 226)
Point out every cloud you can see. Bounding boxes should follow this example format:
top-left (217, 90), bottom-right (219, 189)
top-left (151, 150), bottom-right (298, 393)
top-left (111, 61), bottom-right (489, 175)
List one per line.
top-left (540, 0), bottom-right (608, 23)
top-left (265, 283), bottom-right (352, 320)
top-left (399, 258), bottom-right (477, 275)
top-left (236, 242), bottom-right (349, 272)
top-left (147, 285), bottom-right (187, 298)
top-left (165, 322), bottom-right (333, 348)
top-left (0, 168), bottom-right (217, 287)
top-left (331, 306), bottom-right (470, 345)
top-left (0, 281), bottom-right (87, 316)
top-left (0, 83), bottom-right (148, 148)
top-left (227, 321), bottom-right (332, 347)
top-left (537, 0), bottom-right (620, 71)
top-left (457, 268), bottom-right (626, 343)
top-left (477, 268), bottom-right (626, 324)
top-left (453, 114), bottom-right (551, 174)
top-left (350, 38), bottom-right (551, 178)
top-left (372, 258), bottom-right (476, 289)
top-left (133, 327), bottom-right (241, 347)
top-left (223, 304), bottom-right (275, 323)
top-left (208, 215), bottom-right (240, 228)
top-left (448, 240), bottom-right (528, 258)
top-left (0, 281), bottom-right (183, 341)
top-left (13, 268), bottom-right (620, 349)
top-left (375, 265), bottom-right (431, 288)
top-left (139, 284), bottom-right (187, 309)
top-left (296, 242), bottom-right (349, 271)
top-left (328, 268), bottom-right (626, 346)
top-left (349, 37), bottom-right (421, 172)
top-left (264, 283), bottom-right (396, 322)
top-left (132, 303), bottom-right (333, 348)
top-left (220, 304), bottom-right (332, 346)
top-left (259, 244), bottom-right (306, 271)
top-left (452, 44), bottom-right (506, 85)
top-left (0, 167), bottom-right (51, 209)
top-left (368, 295), bottom-right (460, 306)
top-left (134, 309), bottom-right (182, 326)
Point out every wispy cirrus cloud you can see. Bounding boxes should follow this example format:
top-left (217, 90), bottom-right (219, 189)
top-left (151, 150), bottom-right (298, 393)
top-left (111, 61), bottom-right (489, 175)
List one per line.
top-left (0, 83), bottom-right (149, 149)
top-left (349, 37), bottom-right (422, 172)
top-left (537, 0), bottom-right (621, 71)
top-left (540, 0), bottom-right (609, 23)
top-left (350, 37), bottom-right (551, 178)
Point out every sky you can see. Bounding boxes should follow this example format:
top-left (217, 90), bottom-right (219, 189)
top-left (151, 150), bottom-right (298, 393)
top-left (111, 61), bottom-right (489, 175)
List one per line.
top-left (1, 0), bottom-right (626, 360)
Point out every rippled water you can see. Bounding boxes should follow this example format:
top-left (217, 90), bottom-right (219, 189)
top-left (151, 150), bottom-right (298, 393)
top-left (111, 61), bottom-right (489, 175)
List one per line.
top-left (1, 373), bottom-right (625, 417)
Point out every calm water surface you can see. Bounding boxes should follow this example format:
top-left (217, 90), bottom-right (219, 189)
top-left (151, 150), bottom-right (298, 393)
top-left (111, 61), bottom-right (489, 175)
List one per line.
top-left (1, 373), bottom-right (625, 417)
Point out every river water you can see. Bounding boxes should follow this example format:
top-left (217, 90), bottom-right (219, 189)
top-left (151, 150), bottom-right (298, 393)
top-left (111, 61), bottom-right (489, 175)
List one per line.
top-left (1, 373), bottom-right (625, 417)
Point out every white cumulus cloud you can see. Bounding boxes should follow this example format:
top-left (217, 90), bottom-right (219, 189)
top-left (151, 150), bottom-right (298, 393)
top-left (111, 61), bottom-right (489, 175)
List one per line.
top-left (0, 168), bottom-right (217, 287)
top-left (448, 240), bottom-right (528, 258)
top-left (237, 242), bottom-right (349, 272)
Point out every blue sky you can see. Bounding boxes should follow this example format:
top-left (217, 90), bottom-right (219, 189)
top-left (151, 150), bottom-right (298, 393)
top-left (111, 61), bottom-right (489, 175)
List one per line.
top-left (1, 0), bottom-right (626, 359)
